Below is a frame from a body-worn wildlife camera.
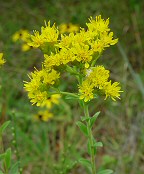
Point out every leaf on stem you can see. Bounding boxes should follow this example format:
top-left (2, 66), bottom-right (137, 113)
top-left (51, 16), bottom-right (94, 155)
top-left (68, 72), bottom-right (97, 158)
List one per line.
top-left (97, 169), bottom-right (113, 174)
top-left (4, 148), bottom-right (11, 170)
top-left (0, 121), bottom-right (11, 134)
top-left (79, 158), bottom-right (91, 168)
top-left (90, 111), bottom-right (100, 128)
top-left (76, 121), bottom-right (88, 136)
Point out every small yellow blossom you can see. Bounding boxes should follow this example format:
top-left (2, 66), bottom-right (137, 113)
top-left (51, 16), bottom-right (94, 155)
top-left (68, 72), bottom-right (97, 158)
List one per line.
top-left (87, 15), bottom-right (110, 35)
top-left (34, 110), bottom-right (53, 122)
top-left (72, 44), bottom-right (93, 64)
top-left (0, 53), bottom-right (5, 66)
top-left (102, 81), bottom-right (123, 101)
top-left (21, 43), bottom-right (31, 52)
top-left (59, 23), bottom-right (79, 34)
top-left (88, 66), bottom-right (110, 88)
top-left (28, 21), bottom-right (59, 48)
top-left (41, 94), bottom-right (61, 108)
top-left (79, 80), bottom-right (94, 102)
top-left (12, 29), bottom-right (30, 42)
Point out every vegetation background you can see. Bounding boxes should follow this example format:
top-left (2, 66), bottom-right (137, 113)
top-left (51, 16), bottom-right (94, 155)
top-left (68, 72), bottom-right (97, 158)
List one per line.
top-left (0, 0), bottom-right (144, 173)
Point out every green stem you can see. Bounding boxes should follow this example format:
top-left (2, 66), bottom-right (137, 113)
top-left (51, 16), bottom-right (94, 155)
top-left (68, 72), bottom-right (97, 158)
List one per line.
top-left (83, 103), bottom-right (96, 174)
top-left (50, 91), bottom-right (78, 98)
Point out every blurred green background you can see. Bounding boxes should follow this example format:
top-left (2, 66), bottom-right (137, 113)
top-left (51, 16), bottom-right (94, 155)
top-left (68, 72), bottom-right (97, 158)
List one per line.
top-left (0, 0), bottom-right (144, 173)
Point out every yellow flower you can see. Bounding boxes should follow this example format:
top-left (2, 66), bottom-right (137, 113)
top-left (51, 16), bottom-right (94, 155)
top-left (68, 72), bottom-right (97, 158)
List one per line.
top-left (79, 80), bottom-right (94, 102)
top-left (41, 94), bottom-right (61, 109)
top-left (12, 29), bottom-right (30, 42)
top-left (79, 66), bottom-right (122, 102)
top-left (21, 43), bottom-right (31, 52)
top-left (58, 33), bottom-right (74, 48)
top-left (87, 15), bottom-right (110, 35)
top-left (72, 44), bottom-right (93, 65)
top-left (102, 81), bottom-right (123, 101)
top-left (12, 31), bottom-right (20, 42)
top-left (88, 66), bottom-right (110, 88)
top-left (34, 110), bottom-right (53, 122)
top-left (28, 21), bottom-right (59, 48)
top-left (24, 68), bottom-right (60, 106)
top-left (59, 23), bottom-right (79, 34)
top-left (0, 53), bottom-right (5, 66)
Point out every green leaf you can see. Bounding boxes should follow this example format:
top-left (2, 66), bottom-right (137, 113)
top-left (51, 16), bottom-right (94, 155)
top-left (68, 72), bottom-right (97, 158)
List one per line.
top-left (9, 161), bottom-right (20, 174)
top-left (76, 121), bottom-right (88, 136)
top-left (4, 148), bottom-right (11, 169)
top-left (0, 121), bottom-right (10, 134)
top-left (94, 142), bottom-right (103, 147)
top-left (90, 111), bottom-right (100, 128)
top-left (97, 169), bottom-right (113, 174)
top-left (79, 158), bottom-right (91, 168)
top-left (80, 116), bottom-right (90, 122)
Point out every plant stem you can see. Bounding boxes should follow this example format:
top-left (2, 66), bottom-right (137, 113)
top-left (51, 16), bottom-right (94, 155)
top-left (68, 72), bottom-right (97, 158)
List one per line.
top-left (50, 91), bottom-right (78, 98)
top-left (83, 103), bottom-right (96, 174)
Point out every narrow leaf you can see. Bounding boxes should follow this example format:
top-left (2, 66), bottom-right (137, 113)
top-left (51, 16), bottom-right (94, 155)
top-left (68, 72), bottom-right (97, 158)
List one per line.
top-left (9, 161), bottom-right (20, 174)
top-left (76, 121), bottom-right (88, 136)
top-left (94, 142), bottom-right (103, 147)
top-left (79, 158), bottom-right (91, 168)
top-left (0, 121), bottom-right (10, 134)
top-left (4, 148), bottom-right (11, 169)
top-left (80, 116), bottom-right (90, 122)
top-left (97, 169), bottom-right (113, 174)
top-left (90, 111), bottom-right (100, 128)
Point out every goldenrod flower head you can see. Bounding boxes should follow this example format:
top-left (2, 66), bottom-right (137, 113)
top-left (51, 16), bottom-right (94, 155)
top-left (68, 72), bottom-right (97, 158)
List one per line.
top-left (79, 80), bottom-right (94, 102)
top-left (58, 33), bottom-right (74, 48)
top-left (34, 110), bottom-right (53, 122)
top-left (0, 53), bottom-right (5, 66)
top-left (88, 66), bottom-right (110, 88)
top-left (28, 21), bottom-right (59, 48)
top-left (102, 81), bottom-right (123, 101)
top-left (41, 94), bottom-right (61, 109)
top-left (12, 29), bottom-right (30, 42)
top-left (72, 44), bottom-right (93, 66)
top-left (59, 23), bottom-right (79, 34)
top-left (21, 43), bottom-right (31, 52)
top-left (87, 15), bottom-right (110, 34)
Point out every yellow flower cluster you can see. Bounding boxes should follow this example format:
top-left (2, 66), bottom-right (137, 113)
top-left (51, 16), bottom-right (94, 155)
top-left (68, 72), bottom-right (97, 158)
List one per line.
top-left (0, 53), bottom-right (5, 66)
top-left (79, 66), bottom-right (122, 102)
top-left (59, 23), bottom-right (79, 34)
top-left (24, 69), bottom-right (60, 106)
top-left (24, 15), bottom-right (122, 106)
top-left (28, 21), bottom-right (59, 48)
top-left (12, 29), bottom-right (31, 51)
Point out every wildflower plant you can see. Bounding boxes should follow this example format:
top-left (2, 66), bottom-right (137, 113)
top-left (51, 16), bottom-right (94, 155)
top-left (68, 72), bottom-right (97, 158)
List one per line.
top-left (24, 15), bottom-right (122, 174)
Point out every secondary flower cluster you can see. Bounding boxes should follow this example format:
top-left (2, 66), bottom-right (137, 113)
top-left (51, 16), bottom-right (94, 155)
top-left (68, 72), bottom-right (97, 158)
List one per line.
top-left (12, 29), bottom-right (31, 51)
top-left (79, 66), bottom-right (122, 102)
top-left (24, 15), bottom-right (122, 106)
top-left (0, 53), bottom-right (5, 66)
